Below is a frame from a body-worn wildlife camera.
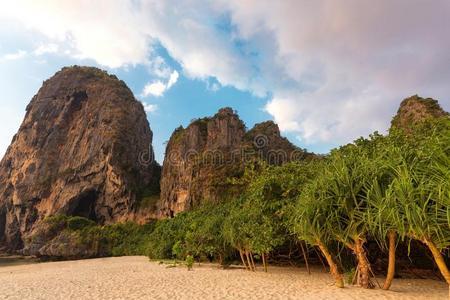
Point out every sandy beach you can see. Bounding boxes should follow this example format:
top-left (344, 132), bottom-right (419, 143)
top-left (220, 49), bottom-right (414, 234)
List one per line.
top-left (0, 256), bottom-right (446, 300)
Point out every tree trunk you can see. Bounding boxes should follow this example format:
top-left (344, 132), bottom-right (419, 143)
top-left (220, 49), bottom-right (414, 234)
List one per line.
top-left (218, 253), bottom-right (223, 266)
top-left (354, 239), bottom-right (373, 289)
top-left (249, 251), bottom-right (256, 271)
top-left (239, 249), bottom-right (249, 270)
top-left (313, 246), bottom-right (328, 272)
top-left (383, 231), bottom-right (397, 290)
top-left (262, 253), bottom-right (268, 272)
top-left (299, 241), bottom-right (311, 275)
top-left (423, 238), bottom-right (450, 284)
top-left (317, 240), bottom-right (344, 288)
top-left (245, 250), bottom-right (254, 271)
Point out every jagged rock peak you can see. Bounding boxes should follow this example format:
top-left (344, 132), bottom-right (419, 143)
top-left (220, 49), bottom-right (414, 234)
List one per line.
top-left (391, 95), bottom-right (448, 130)
top-left (0, 65), bottom-right (159, 252)
top-left (247, 121), bottom-right (281, 137)
top-left (159, 107), bottom-right (312, 218)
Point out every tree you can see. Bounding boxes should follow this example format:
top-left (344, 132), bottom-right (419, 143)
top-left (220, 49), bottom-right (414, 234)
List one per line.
top-left (184, 203), bottom-right (232, 265)
top-left (392, 120), bottom-right (450, 287)
top-left (223, 198), bottom-right (255, 270)
top-left (289, 159), bottom-right (345, 288)
top-left (320, 143), bottom-right (379, 288)
top-left (290, 179), bottom-right (344, 287)
top-left (237, 161), bottom-right (319, 272)
top-left (366, 119), bottom-right (450, 290)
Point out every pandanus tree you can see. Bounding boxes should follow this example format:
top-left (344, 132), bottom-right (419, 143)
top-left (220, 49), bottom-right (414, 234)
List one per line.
top-left (365, 119), bottom-right (450, 290)
top-left (364, 172), bottom-right (402, 290)
top-left (395, 120), bottom-right (450, 287)
top-left (363, 136), bottom-right (407, 290)
top-left (319, 143), bottom-right (381, 289)
top-left (290, 175), bottom-right (345, 288)
top-left (391, 159), bottom-right (450, 285)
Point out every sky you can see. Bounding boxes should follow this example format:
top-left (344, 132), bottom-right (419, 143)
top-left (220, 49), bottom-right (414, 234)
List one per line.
top-left (0, 1), bottom-right (449, 163)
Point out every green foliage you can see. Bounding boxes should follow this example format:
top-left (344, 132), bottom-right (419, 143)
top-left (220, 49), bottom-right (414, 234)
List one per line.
top-left (186, 255), bottom-right (194, 270)
top-left (44, 215), bottom-right (155, 256)
top-left (345, 268), bottom-right (356, 284)
top-left (172, 241), bottom-right (184, 260)
top-left (44, 214), bottom-right (70, 228)
top-left (67, 216), bottom-right (96, 231)
top-left (147, 213), bottom-right (190, 259)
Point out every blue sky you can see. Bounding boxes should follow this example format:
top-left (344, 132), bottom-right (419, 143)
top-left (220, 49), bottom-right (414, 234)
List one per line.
top-left (1, 1), bottom-right (449, 163)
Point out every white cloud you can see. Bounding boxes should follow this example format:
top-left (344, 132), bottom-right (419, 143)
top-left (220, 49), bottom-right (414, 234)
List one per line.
top-left (141, 102), bottom-right (158, 113)
top-left (146, 55), bottom-right (172, 78)
top-left (143, 80), bottom-right (166, 97)
top-left (206, 80), bottom-right (221, 92)
top-left (166, 70), bottom-right (179, 89)
top-left (142, 70), bottom-right (179, 97)
top-left (1, 50), bottom-right (27, 61)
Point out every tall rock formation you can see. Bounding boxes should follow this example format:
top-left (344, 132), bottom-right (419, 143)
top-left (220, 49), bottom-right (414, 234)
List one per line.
top-left (0, 66), bottom-right (159, 251)
top-left (391, 95), bottom-right (448, 131)
top-left (159, 107), bottom-right (312, 217)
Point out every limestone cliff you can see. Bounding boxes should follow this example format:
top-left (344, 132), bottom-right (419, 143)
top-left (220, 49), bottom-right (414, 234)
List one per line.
top-left (391, 95), bottom-right (448, 131)
top-left (159, 108), bottom-right (312, 217)
top-left (0, 66), bottom-right (159, 251)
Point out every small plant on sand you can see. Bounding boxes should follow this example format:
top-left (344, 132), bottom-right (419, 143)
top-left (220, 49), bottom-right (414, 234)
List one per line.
top-left (345, 268), bottom-right (356, 285)
top-left (186, 255), bottom-right (194, 270)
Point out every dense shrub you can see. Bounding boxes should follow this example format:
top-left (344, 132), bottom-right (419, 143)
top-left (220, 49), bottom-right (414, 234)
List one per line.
top-left (67, 216), bottom-right (96, 231)
top-left (43, 216), bottom-right (155, 257)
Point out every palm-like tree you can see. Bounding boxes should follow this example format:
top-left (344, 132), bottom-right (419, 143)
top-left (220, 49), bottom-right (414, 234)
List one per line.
top-left (322, 145), bottom-right (380, 289)
top-left (290, 174), bottom-right (345, 288)
top-left (363, 140), bottom-right (407, 290)
top-left (377, 120), bottom-right (450, 289)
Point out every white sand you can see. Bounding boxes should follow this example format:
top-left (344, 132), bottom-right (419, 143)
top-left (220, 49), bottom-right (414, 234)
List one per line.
top-left (0, 256), bottom-right (446, 300)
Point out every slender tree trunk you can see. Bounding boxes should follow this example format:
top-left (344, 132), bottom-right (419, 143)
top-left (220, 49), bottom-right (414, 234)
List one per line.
top-left (262, 253), bottom-right (268, 272)
top-left (313, 246), bottom-right (328, 272)
top-left (249, 251), bottom-right (256, 271)
top-left (354, 239), bottom-right (373, 289)
top-left (239, 249), bottom-right (249, 270)
top-left (218, 253), bottom-right (223, 266)
top-left (316, 240), bottom-right (344, 288)
top-left (383, 231), bottom-right (397, 290)
top-left (423, 238), bottom-right (450, 284)
top-left (299, 241), bottom-right (311, 275)
top-left (423, 238), bottom-right (450, 298)
top-left (245, 250), bottom-right (254, 271)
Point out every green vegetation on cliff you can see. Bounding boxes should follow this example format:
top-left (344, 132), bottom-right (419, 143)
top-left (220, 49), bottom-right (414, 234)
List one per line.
top-left (43, 215), bottom-right (155, 257)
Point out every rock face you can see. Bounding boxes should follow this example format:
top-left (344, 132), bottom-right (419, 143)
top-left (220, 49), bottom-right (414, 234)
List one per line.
top-left (391, 95), bottom-right (448, 131)
top-left (0, 66), bottom-right (159, 251)
top-left (159, 107), bottom-right (311, 217)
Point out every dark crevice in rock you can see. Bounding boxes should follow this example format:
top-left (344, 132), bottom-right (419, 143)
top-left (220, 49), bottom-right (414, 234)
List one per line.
top-left (67, 190), bottom-right (98, 222)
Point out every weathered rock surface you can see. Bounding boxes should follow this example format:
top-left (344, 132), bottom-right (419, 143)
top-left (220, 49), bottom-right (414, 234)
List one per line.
top-left (159, 107), bottom-right (313, 217)
top-left (391, 95), bottom-right (448, 131)
top-left (0, 66), bottom-right (159, 252)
